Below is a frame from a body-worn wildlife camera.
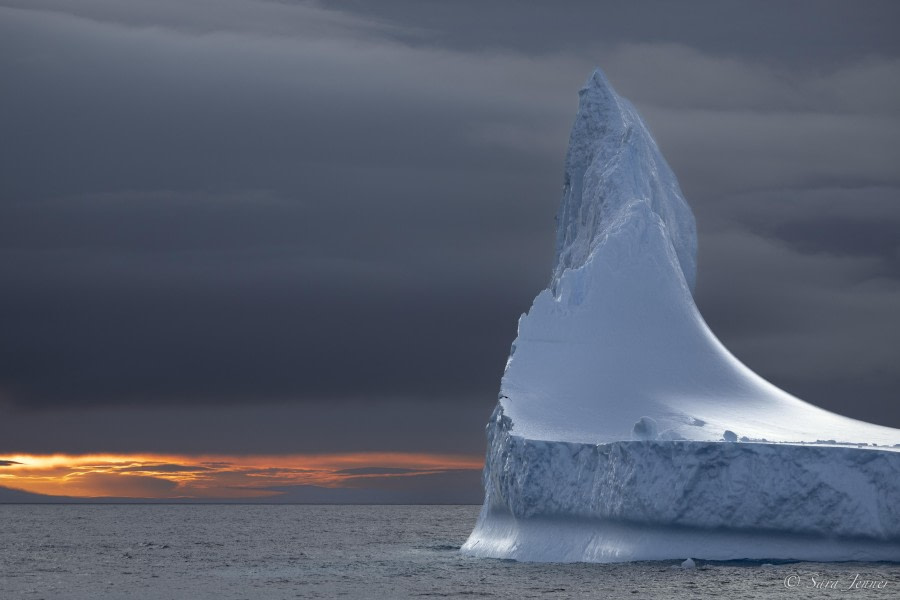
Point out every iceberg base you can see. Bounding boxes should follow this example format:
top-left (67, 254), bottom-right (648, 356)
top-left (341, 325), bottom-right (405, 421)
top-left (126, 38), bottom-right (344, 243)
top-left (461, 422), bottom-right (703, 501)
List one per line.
top-left (462, 406), bottom-right (900, 563)
top-left (463, 512), bottom-right (900, 563)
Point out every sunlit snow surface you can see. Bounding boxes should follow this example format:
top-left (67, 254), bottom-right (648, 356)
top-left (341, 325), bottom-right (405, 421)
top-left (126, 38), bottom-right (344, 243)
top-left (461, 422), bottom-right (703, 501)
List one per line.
top-left (463, 69), bottom-right (900, 563)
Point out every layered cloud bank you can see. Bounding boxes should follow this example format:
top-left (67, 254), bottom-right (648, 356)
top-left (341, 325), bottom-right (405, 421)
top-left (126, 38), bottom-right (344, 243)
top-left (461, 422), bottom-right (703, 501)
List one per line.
top-left (2, 2), bottom-right (899, 460)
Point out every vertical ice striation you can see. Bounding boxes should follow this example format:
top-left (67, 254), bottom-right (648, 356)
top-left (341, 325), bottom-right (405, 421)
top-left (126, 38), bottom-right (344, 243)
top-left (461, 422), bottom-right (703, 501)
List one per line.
top-left (553, 69), bottom-right (696, 294)
top-left (462, 69), bottom-right (900, 563)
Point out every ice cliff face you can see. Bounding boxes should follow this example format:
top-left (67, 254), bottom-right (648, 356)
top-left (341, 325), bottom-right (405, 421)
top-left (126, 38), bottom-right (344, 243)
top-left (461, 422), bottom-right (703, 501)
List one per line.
top-left (465, 409), bottom-right (900, 562)
top-left (463, 69), bottom-right (900, 563)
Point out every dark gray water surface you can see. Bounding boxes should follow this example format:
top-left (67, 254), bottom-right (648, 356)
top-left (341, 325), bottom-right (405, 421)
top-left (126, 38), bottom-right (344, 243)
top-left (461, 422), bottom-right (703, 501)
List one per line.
top-left (1, 505), bottom-right (897, 598)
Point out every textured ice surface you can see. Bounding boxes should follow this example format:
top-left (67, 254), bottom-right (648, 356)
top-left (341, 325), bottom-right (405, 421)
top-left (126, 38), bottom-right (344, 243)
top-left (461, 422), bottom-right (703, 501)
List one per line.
top-left (464, 409), bottom-right (900, 562)
top-left (464, 69), bottom-right (900, 563)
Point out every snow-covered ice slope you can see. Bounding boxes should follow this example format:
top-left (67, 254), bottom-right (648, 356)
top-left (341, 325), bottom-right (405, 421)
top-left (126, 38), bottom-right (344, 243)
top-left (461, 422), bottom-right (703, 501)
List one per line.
top-left (462, 69), bottom-right (900, 563)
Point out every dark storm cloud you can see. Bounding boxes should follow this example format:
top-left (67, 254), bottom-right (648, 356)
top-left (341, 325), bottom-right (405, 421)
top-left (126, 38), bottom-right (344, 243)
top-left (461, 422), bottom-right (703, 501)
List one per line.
top-left (1, 0), bottom-right (404, 40)
top-left (1, 0), bottom-right (899, 457)
top-left (0, 1), bottom-right (571, 410)
top-left (329, 0), bottom-right (900, 64)
top-left (0, 400), bottom-right (489, 454)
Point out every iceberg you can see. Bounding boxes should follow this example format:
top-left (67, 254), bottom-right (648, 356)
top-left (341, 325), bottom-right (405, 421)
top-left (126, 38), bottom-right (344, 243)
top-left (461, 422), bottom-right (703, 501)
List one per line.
top-left (462, 69), bottom-right (900, 563)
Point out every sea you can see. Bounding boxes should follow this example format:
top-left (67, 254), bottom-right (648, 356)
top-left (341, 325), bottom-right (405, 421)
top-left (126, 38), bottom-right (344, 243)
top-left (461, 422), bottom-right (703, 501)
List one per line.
top-left (1, 504), bottom-right (897, 599)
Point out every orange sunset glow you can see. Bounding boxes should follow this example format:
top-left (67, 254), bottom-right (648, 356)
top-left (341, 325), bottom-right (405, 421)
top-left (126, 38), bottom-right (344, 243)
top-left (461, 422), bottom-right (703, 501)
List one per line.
top-left (0, 453), bottom-right (484, 499)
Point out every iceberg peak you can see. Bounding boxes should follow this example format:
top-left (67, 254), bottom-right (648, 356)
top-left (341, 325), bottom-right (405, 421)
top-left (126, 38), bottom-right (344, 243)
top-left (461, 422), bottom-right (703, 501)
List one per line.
top-left (554, 68), bottom-right (696, 294)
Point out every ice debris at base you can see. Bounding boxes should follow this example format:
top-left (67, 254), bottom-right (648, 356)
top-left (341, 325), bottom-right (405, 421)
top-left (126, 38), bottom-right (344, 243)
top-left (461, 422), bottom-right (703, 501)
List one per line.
top-left (631, 417), bottom-right (658, 441)
top-left (462, 68), bottom-right (900, 564)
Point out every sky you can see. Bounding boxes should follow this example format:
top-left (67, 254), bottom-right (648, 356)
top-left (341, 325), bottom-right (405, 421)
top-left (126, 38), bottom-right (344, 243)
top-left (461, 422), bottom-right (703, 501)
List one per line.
top-left (1, 0), bottom-right (899, 501)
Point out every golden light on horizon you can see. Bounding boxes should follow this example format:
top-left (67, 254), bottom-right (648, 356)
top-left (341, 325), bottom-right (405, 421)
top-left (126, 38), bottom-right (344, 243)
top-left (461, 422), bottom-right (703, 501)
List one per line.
top-left (0, 452), bottom-right (483, 499)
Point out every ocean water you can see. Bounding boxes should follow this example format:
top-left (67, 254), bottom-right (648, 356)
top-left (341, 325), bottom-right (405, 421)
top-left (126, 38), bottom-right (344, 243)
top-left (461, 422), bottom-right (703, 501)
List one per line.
top-left (1, 504), bottom-right (897, 599)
